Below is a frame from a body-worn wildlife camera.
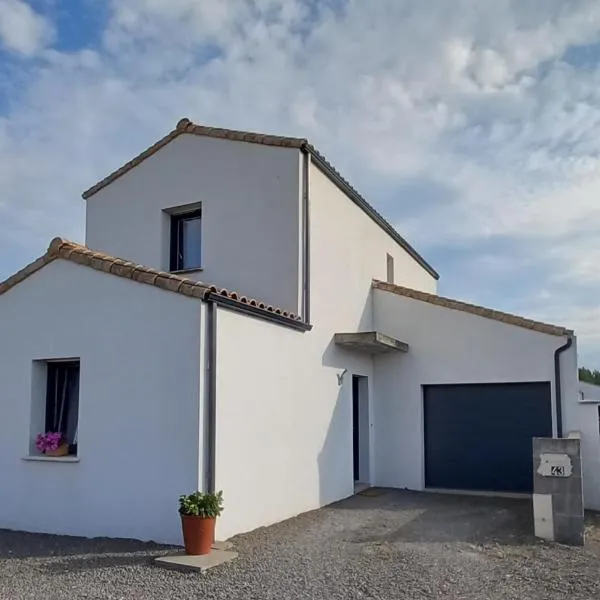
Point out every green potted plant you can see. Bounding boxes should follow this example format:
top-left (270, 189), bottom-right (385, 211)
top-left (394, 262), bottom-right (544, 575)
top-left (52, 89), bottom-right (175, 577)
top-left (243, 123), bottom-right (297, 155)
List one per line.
top-left (178, 490), bottom-right (224, 555)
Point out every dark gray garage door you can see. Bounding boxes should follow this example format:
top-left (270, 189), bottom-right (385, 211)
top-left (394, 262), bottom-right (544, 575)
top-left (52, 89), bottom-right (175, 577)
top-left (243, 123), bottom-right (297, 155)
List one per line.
top-left (424, 382), bottom-right (553, 493)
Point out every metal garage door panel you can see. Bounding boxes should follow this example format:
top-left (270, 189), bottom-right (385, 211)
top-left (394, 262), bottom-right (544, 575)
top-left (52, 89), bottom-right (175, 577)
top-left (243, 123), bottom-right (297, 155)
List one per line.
top-left (424, 382), bottom-right (553, 493)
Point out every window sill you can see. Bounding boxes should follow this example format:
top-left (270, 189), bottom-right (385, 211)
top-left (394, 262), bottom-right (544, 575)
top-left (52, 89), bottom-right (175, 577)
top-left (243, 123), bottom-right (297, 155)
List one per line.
top-left (171, 267), bottom-right (203, 275)
top-left (22, 455), bottom-right (80, 463)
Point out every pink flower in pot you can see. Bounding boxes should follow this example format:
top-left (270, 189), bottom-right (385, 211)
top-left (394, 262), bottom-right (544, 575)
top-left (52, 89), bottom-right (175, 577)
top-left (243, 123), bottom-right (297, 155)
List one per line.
top-left (35, 432), bottom-right (68, 456)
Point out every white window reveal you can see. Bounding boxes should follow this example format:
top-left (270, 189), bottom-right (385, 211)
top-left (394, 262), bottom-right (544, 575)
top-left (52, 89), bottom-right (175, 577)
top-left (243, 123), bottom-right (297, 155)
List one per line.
top-left (386, 253), bottom-right (394, 284)
top-left (30, 360), bottom-right (80, 457)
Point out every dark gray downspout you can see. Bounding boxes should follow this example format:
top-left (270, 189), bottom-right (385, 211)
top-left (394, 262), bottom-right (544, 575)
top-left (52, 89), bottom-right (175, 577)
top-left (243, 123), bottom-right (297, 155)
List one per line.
top-left (554, 336), bottom-right (573, 438)
top-left (301, 147), bottom-right (311, 323)
top-left (204, 300), bottom-right (217, 493)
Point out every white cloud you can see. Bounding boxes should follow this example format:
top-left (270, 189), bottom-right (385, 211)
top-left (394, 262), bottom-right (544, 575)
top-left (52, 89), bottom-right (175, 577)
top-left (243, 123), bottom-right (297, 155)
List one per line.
top-left (3, 0), bottom-right (600, 358)
top-left (0, 0), bottom-right (54, 55)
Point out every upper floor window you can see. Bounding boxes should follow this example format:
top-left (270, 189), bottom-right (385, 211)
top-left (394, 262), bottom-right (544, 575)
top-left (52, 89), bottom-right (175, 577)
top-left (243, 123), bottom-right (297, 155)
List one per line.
top-left (386, 253), bottom-right (394, 284)
top-left (170, 209), bottom-right (202, 271)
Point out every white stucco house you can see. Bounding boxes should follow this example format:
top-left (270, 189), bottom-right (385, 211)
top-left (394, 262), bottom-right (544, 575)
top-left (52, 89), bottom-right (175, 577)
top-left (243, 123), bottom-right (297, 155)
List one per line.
top-left (1, 118), bottom-right (598, 544)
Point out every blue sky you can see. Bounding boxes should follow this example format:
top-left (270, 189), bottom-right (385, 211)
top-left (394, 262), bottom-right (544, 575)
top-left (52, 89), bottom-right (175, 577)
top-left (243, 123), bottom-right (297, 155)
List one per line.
top-left (2, 1), bottom-right (600, 365)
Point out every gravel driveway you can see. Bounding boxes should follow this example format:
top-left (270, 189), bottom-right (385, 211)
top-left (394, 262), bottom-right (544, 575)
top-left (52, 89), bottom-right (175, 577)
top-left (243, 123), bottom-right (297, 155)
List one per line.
top-left (2, 490), bottom-right (600, 600)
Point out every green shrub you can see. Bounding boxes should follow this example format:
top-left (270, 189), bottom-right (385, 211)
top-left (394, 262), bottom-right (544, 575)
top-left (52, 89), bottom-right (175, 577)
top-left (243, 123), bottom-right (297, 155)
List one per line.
top-left (179, 490), bottom-right (224, 518)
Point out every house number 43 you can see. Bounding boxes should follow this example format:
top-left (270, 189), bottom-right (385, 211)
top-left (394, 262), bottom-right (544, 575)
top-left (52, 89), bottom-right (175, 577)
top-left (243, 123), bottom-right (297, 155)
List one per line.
top-left (537, 453), bottom-right (573, 478)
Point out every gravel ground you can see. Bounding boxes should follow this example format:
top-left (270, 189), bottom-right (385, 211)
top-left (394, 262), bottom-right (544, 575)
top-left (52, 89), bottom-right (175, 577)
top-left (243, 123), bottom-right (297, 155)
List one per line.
top-left (2, 490), bottom-right (600, 600)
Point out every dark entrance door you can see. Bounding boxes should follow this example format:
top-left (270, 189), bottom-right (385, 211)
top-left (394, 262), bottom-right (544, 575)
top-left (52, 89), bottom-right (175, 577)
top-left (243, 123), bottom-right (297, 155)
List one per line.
top-left (424, 382), bottom-right (553, 493)
top-left (352, 375), bottom-right (360, 481)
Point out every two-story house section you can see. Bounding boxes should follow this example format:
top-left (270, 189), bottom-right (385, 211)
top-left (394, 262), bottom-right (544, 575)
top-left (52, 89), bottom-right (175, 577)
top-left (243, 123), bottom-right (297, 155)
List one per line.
top-left (0, 118), bottom-right (593, 546)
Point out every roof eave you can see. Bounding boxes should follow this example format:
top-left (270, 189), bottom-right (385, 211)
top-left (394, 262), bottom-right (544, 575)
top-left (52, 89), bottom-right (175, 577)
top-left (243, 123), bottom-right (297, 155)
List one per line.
top-left (373, 280), bottom-right (573, 338)
top-left (0, 238), bottom-right (307, 329)
top-left (305, 144), bottom-right (439, 280)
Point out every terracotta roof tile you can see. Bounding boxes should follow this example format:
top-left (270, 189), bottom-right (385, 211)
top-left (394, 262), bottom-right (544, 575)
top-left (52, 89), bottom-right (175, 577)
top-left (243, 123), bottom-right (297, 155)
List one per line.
top-left (373, 280), bottom-right (573, 338)
top-left (81, 118), bottom-right (438, 280)
top-left (0, 238), bottom-right (302, 323)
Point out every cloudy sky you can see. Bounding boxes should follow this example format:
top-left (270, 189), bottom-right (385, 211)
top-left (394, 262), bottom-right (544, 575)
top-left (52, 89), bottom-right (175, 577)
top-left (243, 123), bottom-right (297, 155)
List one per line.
top-left (2, 0), bottom-right (600, 364)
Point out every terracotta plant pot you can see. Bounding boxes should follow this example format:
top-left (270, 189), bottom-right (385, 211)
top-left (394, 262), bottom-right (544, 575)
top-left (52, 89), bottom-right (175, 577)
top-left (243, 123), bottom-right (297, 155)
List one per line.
top-left (180, 515), bottom-right (216, 555)
top-left (45, 443), bottom-right (69, 457)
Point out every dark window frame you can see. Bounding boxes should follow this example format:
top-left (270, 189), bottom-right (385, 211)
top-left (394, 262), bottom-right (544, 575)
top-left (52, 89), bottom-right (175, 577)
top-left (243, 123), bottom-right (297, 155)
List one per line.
top-left (170, 208), bottom-right (203, 271)
top-left (45, 360), bottom-right (80, 455)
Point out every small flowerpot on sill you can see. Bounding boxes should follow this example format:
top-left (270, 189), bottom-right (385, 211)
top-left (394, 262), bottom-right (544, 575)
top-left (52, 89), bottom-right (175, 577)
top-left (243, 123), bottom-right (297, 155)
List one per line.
top-left (44, 443), bottom-right (69, 457)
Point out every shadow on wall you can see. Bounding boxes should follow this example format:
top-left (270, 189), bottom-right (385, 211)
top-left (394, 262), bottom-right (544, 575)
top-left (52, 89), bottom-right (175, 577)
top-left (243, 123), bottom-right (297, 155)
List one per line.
top-left (319, 290), bottom-right (373, 370)
top-left (316, 294), bottom-right (373, 508)
top-left (317, 387), bottom-right (351, 507)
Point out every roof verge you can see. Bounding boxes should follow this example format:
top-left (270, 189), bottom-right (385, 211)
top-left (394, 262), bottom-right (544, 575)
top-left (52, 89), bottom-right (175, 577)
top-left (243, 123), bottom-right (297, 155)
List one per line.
top-left (0, 238), bottom-right (306, 329)
top-left (81, 118), bottom-right (439, 279)
top-left (373, 280), bottom-right (573, 337)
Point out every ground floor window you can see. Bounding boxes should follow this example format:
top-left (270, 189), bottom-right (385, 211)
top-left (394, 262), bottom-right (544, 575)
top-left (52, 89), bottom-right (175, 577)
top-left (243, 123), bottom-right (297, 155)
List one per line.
top-left (34, 360), bottom-right (80, 456)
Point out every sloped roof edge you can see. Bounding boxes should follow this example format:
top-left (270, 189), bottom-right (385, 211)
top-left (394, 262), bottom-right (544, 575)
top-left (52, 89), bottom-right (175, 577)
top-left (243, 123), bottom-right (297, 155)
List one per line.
top-left (81, 119), bottom-right (306, 200)
top-left (373, 280), bottom-right (573, 338)
top-left (0, 238), bottom-right (303, 324)
top-left (81, 118), bottom-right (439, 280)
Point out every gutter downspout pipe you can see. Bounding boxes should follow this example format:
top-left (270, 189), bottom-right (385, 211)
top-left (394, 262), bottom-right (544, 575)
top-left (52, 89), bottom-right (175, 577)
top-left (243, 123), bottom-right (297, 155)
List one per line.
top-left (301, 148), bottom-right (311, 323)
top-left (204, 299), bottom-right (217, 494)
top-left (554, 336), bottom-right (573, 439)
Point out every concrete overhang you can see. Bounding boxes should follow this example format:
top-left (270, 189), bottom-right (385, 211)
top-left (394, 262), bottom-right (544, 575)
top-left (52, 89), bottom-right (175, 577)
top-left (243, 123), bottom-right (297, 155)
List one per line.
top-left (333, 331), bottom-right (409, 354)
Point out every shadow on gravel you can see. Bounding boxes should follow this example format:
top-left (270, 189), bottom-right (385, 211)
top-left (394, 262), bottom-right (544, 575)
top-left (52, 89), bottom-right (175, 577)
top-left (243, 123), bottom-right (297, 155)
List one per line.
top-left (0, 529), bottom-right (175, 560)
top-left (41, 552), bottom-right (165, 573)
top-left (327, 489), bottom-right (536, 546)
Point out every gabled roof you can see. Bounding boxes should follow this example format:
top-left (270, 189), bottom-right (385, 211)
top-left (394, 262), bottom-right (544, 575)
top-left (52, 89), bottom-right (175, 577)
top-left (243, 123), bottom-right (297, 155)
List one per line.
top-left (0, 238), bottom-right (304, 325)
top-left (81, 119), bottom-right (306, 200)
top-left (82, 118), bottom-right (439, 280)
top-left (373, 280), bottom-right (573, 338)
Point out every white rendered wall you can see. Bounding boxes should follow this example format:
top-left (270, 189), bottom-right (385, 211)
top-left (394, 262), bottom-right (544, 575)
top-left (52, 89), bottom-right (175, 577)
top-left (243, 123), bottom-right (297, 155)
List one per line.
top-left (308, 164), bottom-right (437, 297)
top-left (214, 306), bottom-right (373, 541)
top-left (306, 163), bottom-right (439, 508)
top-left (213, 164), bottom-right (438, 540)
top-left (579, 381), bottom-right (600, 402)
top-left (0, 260), bottom-right (203, 544)
top-left (372, 288), bottom-right (578, 493)
top-left (85, 134), bottom-right (301, 314)
top-left (573, 401), bottom-right (600, 510)
top-left (214, 309), bottom-right (318, 539)
top-left (572, 378), bottom-right (600, 510)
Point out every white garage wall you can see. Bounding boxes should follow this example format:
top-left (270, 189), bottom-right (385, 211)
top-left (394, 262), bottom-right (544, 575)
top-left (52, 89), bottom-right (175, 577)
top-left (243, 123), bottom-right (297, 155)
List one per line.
top-left (0, 260), bottom-right (203, 544)
top-left (372, 288), bottom-right (578, 493)
top-left (545, 337), bottom-right (600, 510)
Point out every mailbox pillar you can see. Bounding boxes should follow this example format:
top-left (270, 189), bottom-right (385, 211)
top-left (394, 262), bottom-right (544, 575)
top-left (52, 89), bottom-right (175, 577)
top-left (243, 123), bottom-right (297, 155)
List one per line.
top-left (532, 436), bottom-right (584, 546)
